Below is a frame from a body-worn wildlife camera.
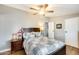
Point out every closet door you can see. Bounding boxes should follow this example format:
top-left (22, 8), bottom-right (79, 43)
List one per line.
top-left (65, 18), bottom-right (78, 48)
top-left (48, 22), bottom-right (54, 39)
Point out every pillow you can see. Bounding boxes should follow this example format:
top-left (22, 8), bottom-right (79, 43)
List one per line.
top-left (31, 32), bottom-right (36, 36)
top-left (23, 32), bottom-right (35, 41)
top-left (30, 33), bottom-right (35, 38)
top-left (31, 32), bottom-right (42, 37)
top-left (41, 37), bottom-right (48, 43)
top-left (35, 32), bottom-right (42, 37)
top-left (23, 32), bottom-right (29, 40)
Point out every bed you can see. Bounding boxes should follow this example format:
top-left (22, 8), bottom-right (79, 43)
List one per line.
top-left (22, 28), bottom-right (65, 55)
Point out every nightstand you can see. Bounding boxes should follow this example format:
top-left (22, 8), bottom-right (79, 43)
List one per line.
top-left (11, 39), bottom-right (24, 53)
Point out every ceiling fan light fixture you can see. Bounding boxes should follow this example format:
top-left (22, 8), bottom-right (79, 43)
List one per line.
top-left (39, 11), bottom-right (45, 15)
top-left (30, 4), bottom-right (54, 16)
top-left (39, 8), bottom-right (45, 15)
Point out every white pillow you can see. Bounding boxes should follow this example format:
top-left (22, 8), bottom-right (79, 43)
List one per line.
top-left (35, 32), bottom-right (41, 37)
top-left (31, 32), bottom-right (42, 37)
top-left (23, 32), bottom-right (29, 40)
top-left (31, 32), bottom-right (36, 36)
top-left (30, 32), bottom-right (35, 38)
top-left (23, 32), bottom-right (35, 41)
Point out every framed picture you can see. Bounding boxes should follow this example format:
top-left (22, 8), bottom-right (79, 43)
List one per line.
top-left (56, 24), bottom-right (62, 29)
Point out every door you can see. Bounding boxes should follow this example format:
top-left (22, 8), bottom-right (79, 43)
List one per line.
top-left (65, 18), bottom-right (78, 48)
top-left (48, 22), bottom-right (54, 39)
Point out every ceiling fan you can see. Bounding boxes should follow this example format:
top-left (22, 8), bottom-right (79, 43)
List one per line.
top-left (30, 4), bottom-right (54, 16)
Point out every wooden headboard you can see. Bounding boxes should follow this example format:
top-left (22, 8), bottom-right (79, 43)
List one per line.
top-left (22, 28), bottom-right (40, 32)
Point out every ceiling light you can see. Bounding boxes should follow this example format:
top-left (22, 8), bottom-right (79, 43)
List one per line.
top-left (39, 11), bottom-right (45, 15)
top-left (30, 4), bottom-right (54, 16)
top-left (39, 8), bottom-right (45, 15)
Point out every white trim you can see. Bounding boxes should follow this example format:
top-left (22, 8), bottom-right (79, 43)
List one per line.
top-left (0, 48), bottom-right (11, 53)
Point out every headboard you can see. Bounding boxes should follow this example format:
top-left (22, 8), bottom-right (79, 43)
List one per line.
top-left (22, 28), bottom-right (40, 32)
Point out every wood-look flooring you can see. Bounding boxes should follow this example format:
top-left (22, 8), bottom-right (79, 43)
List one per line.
top-left (0, 45), bottom-right (79, 55)
top-left (66, 45), bottom-right (79, 55)
top-left (11, 49), bottom-right (26, 55)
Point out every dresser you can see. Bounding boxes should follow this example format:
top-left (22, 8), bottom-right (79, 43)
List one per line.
top-left (11, 39), bottom-right (23, 52)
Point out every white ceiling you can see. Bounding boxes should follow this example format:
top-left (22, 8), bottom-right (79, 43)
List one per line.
top-left (2, 4), bottom-right (79, 17)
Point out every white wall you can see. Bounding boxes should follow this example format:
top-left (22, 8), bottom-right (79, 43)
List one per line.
top-left (50, 16), bottom-right (79, 42)
top-left (0, 5), bottom-right (45, 51)
top-left (78, 19), bottom-right (79, 31)
top-left (49, 18), bottom-right (65, 42)
top-left (54, 20), bottom-right (65, 42)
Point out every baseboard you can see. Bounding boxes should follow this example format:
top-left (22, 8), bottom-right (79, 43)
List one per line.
top-left (0, 48), bottom-right (11, 53)
top-left (66, 44), bottom-right (79, 49)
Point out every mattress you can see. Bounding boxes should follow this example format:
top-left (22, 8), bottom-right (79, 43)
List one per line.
top-left (23, 36), bottom-right (65, 55)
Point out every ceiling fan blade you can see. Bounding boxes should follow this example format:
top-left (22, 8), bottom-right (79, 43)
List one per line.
top-left (44, 4), bottom-right (48, 9)
top-left (30, 7), bottom-right (38, 11)
top-left (37, 5), bottom-right (43, 8)
top-left (33, 13), bottom-right (38, 15)
top-left (47, 10), bottom-right (54, 13)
